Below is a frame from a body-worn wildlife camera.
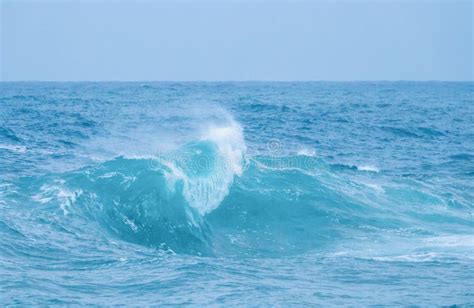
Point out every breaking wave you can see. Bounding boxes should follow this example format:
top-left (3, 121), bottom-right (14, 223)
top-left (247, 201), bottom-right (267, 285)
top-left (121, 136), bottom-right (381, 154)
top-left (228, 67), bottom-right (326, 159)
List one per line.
top-left (3, 118), bottom-right (471, 258)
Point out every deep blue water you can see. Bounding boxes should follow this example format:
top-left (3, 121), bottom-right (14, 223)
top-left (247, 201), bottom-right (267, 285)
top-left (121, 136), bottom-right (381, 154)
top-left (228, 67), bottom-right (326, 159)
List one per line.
top-left (1, 82), bottom-right (473, 305)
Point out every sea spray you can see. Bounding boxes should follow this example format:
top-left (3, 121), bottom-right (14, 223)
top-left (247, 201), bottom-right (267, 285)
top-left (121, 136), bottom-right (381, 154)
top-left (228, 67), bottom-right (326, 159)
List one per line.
top-left (157, 120), bottom-right (246, 215)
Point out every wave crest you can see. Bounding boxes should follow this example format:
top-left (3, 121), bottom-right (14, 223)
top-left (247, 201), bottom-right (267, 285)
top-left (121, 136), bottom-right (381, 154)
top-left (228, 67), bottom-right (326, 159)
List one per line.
top-left (156, 121), bottom-right (246, 215)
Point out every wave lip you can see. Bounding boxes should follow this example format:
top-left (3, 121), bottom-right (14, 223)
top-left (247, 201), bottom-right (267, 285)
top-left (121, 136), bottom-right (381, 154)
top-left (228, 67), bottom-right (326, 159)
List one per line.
top-left (156, 121), bottom-right (246, 215)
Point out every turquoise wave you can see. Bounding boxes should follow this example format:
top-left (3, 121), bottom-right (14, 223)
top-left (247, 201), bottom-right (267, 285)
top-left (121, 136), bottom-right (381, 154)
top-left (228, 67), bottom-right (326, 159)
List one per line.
top-left (1, 82), bottom-right (473, 305)
top-left (3, 137), bottom-right (471, 259)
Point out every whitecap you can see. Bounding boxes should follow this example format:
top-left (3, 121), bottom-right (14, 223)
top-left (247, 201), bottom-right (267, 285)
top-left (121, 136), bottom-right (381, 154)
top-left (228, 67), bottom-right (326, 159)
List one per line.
top-left (296, 147), bottom-right (316, 157)
top-left (0, 143), bottom-right (27, 153)
top-left (356, 165), bottom-right (380, 172)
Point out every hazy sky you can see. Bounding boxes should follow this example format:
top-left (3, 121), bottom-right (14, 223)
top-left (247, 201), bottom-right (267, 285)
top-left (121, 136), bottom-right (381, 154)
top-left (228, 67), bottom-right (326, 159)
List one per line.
top-left (1, 0), bottom-right (472, 81)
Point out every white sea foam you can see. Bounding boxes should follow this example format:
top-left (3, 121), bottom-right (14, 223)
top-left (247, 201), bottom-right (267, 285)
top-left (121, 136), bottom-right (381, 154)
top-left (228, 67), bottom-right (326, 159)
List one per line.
top-left (0, 144), bottom-right (27, 153)
top-left (424, 235), bottom-right (474, 248)
top-left (202, 120), bottom-right (246, 176)
top-left (356, 165), bottom-right (380, 172)
top-left (160, 119), bottom-right (246, 215)
top-left (371, 252), bottom-right (441, 262)
top-left (32, 181), bottom-right (82, 216)
top-left (296, 147), bottom-right (316, 157)
top-left (97, 172), bottom-right (136, 187)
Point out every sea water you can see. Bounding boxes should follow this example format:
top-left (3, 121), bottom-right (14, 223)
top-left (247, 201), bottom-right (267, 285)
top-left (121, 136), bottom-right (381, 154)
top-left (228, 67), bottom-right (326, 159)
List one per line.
top-left (1, 82), bottom-right (473, 305)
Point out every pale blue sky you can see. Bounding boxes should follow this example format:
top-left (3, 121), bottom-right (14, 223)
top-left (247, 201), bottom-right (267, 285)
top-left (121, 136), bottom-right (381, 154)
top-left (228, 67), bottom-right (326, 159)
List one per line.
top-left (1, 0), bottom-right (472, 81)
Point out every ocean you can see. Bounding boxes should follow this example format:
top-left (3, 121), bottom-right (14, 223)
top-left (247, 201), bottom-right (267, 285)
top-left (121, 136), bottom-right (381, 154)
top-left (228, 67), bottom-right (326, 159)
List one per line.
top-left (1, 82), bottom-right (473, 305)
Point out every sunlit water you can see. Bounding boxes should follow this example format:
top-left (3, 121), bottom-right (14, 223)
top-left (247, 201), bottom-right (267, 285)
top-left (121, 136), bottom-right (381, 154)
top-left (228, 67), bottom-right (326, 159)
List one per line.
top-left (1, 82), bottom-right (473, 305)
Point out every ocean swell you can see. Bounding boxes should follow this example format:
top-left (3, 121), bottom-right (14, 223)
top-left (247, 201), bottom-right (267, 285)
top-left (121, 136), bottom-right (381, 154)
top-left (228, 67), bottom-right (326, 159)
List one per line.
top-left (4, 130), bottom-right (470, 258)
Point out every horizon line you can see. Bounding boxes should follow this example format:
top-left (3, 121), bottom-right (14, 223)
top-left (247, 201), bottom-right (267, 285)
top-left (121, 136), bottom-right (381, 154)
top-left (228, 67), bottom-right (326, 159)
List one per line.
top-left (1, 80), bottom-right (473, 83)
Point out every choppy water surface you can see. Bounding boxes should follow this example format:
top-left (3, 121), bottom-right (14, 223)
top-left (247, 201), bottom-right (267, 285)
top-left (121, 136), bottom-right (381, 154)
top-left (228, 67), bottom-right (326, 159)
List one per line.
top-left (1, 82), bottom-right (473, 305)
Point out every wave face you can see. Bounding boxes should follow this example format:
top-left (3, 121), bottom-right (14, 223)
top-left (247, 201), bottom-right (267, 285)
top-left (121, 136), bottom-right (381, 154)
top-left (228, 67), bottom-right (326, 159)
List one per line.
top-left (1, 82), bottom-right (474, 306)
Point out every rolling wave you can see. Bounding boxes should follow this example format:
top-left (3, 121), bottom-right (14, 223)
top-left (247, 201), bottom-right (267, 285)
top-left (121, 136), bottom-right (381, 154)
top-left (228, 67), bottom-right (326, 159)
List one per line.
top-left (2, 119), bottom-right (471, 259)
